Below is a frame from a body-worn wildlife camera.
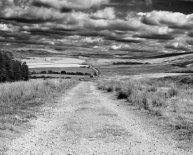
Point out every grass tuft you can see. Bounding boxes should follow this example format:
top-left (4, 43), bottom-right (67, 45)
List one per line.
top-left (117, 91), bottom-right (128, 99)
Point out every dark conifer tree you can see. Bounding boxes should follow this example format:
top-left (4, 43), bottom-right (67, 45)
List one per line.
top-left (22, 62), bottom-right (29, 81)
top-left (0, 51), bottom-right (29, 83)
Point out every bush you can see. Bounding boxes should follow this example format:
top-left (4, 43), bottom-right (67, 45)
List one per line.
top-left (107, 87), bottom-right (113, 92)
top-left (40, 71), bottom-right (47, 74)
top-left (117, 91), bottom-right (128, 99)
top-left (142, 96), bottom-right (149, 110)
top-left (61, 71), bottom-right (66, 74)
top-left (167, 88), bottom-right (178, 98)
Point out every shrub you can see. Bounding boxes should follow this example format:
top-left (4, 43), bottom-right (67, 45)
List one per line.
top-left (167, 88), bottom-right (178, 98)
top-left (61, 71), bottom-right (66, 74)
top-left (152, 99), bottom-right (163, 107)
top-left (107, 87), bottom-right (113, 92)
top-left (142, 96), bottom-right (149, 110)
top-left (117, 91), bottom-right (128, 99)
top-left (40, 71), bottom-right (47, 74)
top-left (147, 86), bottom-right (157, 92)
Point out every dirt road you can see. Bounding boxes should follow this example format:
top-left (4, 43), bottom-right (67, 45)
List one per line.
top-left (6, 82), bottom-right (193, 155)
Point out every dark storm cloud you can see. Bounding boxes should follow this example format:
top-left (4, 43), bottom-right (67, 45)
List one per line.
top-left (188, 31), bottom-right (193, 37)
top-left (136, 34), bottom-right (174, 40)
top-left (1, 16), bottom-right (49, 24)
top-left (111, 37), bottom-right (144, 43)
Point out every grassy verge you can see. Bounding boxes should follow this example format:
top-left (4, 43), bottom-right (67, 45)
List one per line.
top-left (0, 79), bottom-right (77, 132)
top-left (97, 78), bottom-right (193, 142)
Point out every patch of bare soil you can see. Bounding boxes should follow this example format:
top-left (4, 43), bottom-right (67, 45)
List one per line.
top-left (5, 82), bottom-right (193, 155)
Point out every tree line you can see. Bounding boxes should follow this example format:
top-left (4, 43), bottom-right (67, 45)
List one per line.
top-left (0, 51), bottom-right (29, 82)
top-left (31, 70), bottom-right (92, 76)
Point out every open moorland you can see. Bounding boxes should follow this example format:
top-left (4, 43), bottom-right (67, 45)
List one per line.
top-left (1, 0), bottom-right (193, 154)
top-left (1, 34), bottom-right (193, 153)
top-left (1, 37), bottom-right (193, 154)
top-left (1, 30), bottom-right (193, 153)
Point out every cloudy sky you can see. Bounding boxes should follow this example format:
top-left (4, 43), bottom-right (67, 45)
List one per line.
top-left (0, 0), bottom-right (193, 53)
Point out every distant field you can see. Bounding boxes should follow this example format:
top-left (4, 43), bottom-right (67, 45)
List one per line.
top-left (2, 40), bottom-right (192, 78)
top-left (5, 41), bottom-right (193, 78)
top-left (22, 57), bottom-right (95, 80)
top-left (23, 57), bottom-right (86, 69)
top-left (99, 64), bottom-right (175, 76)
top-left (92, 52), bottom-right (193, 77)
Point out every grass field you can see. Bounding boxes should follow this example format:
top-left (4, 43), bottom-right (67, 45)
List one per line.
top-left (3, 31), bottom-right (193, 147)
top-left (0, 79), bottom-right (77, 132)
top-left (99, 64), bottom-right (174, 76)
top-left (97, 76), bottom-right (193, 142)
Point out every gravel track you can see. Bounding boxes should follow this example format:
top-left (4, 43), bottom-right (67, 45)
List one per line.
top-left (6, 82), bottom-right (193, 155)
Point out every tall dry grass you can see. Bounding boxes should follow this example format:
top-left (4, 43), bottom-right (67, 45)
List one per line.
top-left (0, 79), bottom-right (77, 131)
top-left (98, 78), bottom-right (193, 141)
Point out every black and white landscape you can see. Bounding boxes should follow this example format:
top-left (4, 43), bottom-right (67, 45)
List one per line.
top-left (1, 0), bottom-right (193, 154)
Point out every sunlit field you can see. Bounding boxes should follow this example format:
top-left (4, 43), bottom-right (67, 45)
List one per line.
top-left (23, 57), bottom-right (86, 69)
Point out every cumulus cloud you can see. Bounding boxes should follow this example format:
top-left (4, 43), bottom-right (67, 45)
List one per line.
top-left (1, 0), bottom-right (110, 22)
top-left (32, 0), bottom-right (109, 10)
top-left (1, 0), bottom-right (193, 53)
top-left (1, 0), bottom-right (109, 10)
top-left (91, 7), bottom-right (115, 20)
top-left (165, 35), bottom-right (192, 51)
top-left (85, 18), bottom-right (146, 32)
top-left (5, 7), bottom-right (177, 42)
top-left (0, 23), bottom-right (14, 31)
top-left (165, 41), bottom-right (191, 51)
top-left (134, 11), bottom-right (193, 43)
top-left (141, 11), bottom-right (193, 29)
top-left (3, 6), bottom-right (66, 21)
